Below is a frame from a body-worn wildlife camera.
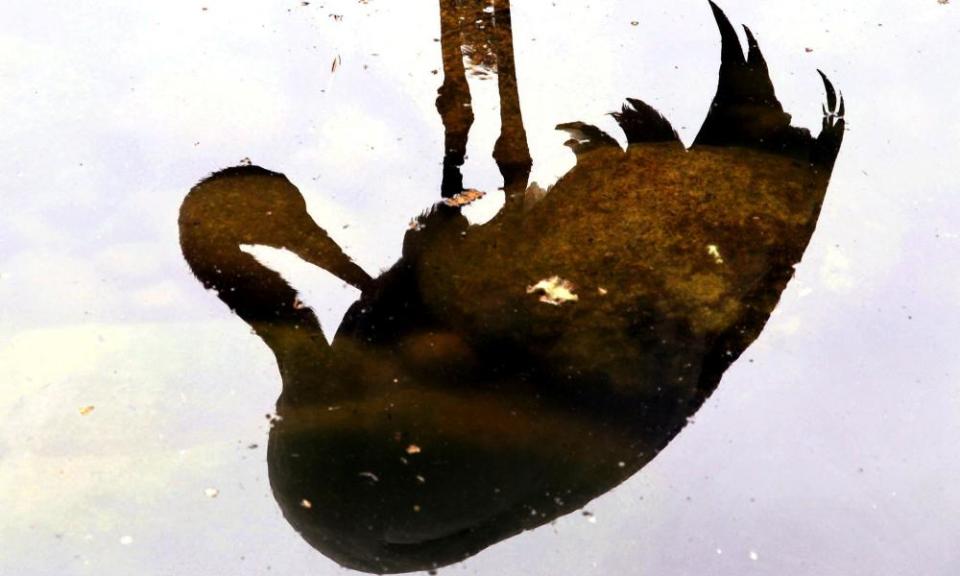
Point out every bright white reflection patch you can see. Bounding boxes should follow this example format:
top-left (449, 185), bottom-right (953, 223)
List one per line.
top-left (462, 189), bottom-right (506, 226)
top-left (240, 244), bottom-right (363, 344)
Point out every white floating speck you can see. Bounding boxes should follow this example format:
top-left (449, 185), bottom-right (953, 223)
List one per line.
top-left (749, 550), bottom-right (759, 561)
top-left (119, 535), bottom-right (133, 546)
top-left (204, 488), bottom-right (219, 498)
top-left (359, 471), bottom-right (380, 483)
top-left (527, 276), bottom-right (579, 306)
top-left (707, 244), bottom-right (724, 264)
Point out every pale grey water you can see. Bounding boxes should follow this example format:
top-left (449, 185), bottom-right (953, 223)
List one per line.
top-left (2, 1), bottom-right (959, 574)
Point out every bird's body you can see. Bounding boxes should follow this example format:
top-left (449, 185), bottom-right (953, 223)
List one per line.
top-left (178, 3), bottom-right (845, 573)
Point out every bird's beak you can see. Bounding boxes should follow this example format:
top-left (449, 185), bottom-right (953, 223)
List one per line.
top-left (285, 220), bottom-right (374, 293)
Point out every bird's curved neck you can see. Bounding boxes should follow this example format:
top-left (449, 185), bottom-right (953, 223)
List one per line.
top-left (182, 236), bottom-right (329, 368)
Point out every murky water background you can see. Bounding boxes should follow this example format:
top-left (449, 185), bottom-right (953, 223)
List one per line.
top-left (2, 1), bottom-right (960, 574)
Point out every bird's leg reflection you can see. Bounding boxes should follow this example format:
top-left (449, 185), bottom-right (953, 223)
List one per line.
top-left (436, 0), bottom-right (475, 198)
top-left (489, 0), bottom-right (532, 206)
top-left (436, 0), bottom-right (531, 205)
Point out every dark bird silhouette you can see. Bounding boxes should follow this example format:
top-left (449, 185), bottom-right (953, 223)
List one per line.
top-left (179, 2), bottom-right (844, 573)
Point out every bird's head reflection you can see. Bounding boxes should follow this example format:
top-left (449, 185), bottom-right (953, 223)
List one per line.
top-left (179, 3), bottom-right (844, 573)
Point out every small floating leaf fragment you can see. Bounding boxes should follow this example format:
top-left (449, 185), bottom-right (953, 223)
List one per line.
top-left (442, 188), bottom-right (486, 207)
top-left (527, 276), bottom-right (579, 306)
top-left (79, 405), bottom-right (95, 416)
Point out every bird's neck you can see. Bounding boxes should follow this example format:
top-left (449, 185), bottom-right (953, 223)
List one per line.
top-left (181, 236), bottom-right (329, 368)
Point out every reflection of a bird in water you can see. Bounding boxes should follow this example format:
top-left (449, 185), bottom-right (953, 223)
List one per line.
top-left (179, 2), bottom-right (844, 573)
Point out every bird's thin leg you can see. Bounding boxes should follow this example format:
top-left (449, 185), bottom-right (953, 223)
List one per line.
top-left (490, 0), bottom-right (532, 208)
top-left (436, 0), bottom-right (475, 198)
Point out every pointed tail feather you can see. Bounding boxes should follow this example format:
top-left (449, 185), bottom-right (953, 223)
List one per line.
top-left (611, 98), bottom-right (681, 146)
top-left (694, 3), bottom-right (825, 163)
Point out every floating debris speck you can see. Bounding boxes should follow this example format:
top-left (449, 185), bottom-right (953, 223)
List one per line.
top-left (442, 188), bottom-right (486, 207)
top-left (359, 471), bottom-right (380, 483)
top-left (78, 405), bottom-right (95, 416)
top-left (205, 488), bottom-right (219, 498)
top-left (707, 244), bottom-right (725, 264)
top-left (300, 499), bottom-right (313, 509)
top-left (527, 276), bottom-right (579, 306)
top-left (406, 444), bottom-right (422, 455)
